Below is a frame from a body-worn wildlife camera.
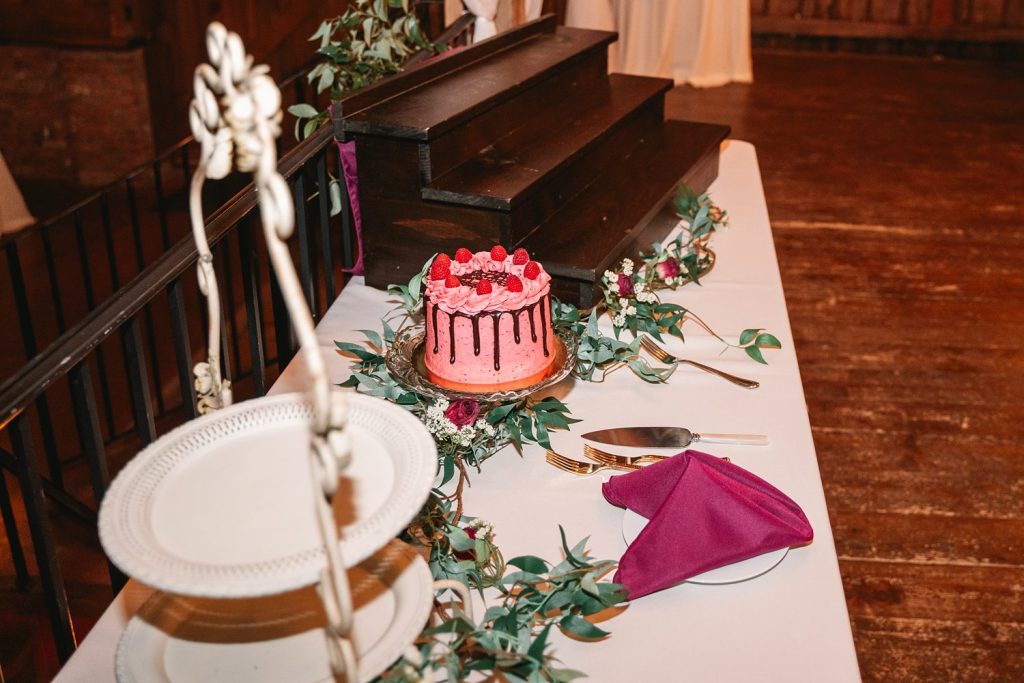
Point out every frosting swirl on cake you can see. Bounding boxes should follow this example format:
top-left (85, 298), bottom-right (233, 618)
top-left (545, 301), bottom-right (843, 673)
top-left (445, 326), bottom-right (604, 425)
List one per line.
top-left (425, 250), bottom-right (551, 314)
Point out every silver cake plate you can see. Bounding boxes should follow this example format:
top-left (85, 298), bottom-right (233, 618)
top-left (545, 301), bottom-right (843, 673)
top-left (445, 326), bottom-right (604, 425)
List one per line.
top-left (384, 325), bottom-right (578, 402)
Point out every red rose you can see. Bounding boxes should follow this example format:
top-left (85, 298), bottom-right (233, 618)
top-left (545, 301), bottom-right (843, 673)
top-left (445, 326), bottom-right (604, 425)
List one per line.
top-left (445, 399), bottom-right (481, 427)
top-left (616, 273), bottom-right (635, 296)
top-left (656, 257), bottom-right (680, 280)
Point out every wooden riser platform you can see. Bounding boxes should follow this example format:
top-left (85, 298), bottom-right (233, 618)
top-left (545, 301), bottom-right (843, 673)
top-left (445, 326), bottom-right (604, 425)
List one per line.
top-left (335, 15), bottom-right (729, 305)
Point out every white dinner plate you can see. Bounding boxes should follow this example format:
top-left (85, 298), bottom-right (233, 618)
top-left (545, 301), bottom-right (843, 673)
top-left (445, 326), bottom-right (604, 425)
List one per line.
top-left (114, 540), bottom-right (433, 683)
top-left (99, 392), bottom-right (437, 597)
top-left (621, 509), bottom-right (788, 585)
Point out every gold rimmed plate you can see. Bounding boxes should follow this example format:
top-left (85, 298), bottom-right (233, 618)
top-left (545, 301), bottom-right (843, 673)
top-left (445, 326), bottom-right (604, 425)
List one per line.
top-left (384, 326), bottom-right (578, 402)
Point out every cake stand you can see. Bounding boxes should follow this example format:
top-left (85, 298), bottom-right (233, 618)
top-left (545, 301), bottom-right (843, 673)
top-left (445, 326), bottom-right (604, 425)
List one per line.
top-left (98, 23), bottom-right (450, 682)
top-left (384, 325), bottom-right (578, 402)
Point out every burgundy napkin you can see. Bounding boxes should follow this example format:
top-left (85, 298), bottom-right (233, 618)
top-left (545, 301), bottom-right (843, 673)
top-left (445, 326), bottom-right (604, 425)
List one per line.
top-left (602, 450), bottom-right (813, 599)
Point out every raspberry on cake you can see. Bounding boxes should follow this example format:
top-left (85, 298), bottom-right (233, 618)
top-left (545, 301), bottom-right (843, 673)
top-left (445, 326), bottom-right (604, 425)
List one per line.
top-left (429, 255), bottom-right (451, 280)
top-left (423, 248), bottom-right (555, 390)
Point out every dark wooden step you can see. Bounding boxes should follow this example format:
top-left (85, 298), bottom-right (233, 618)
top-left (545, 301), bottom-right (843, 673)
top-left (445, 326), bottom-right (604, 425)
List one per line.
top-left (419, 50), bottom-right (610, 183)
top-left (341, 26), bottom-right (617, 141)
top-left (422, 73), bottom-right (673, 212)
top-left (517, 120), bottom-right (730, 306)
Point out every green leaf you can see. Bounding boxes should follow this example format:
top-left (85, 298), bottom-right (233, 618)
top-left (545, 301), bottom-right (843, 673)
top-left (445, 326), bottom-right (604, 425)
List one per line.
top-left (507, 555), bottom-right (548, 574)
top-left (526, 623), bottom-right (553, 661)
top-left (448, 525), bottom-right (475, 552)
top-left (335, 340), bottom-right (378, 361)
top-left (533, 419), bottom-right (551, 449)
top-left (745, 345), bottom-right (767, 364)
top-left (549, 668), bottom-right (589, 682)
top-left (328, 180), bottom-right (343, 217)
top-left (739, 328), bottom-right (759, 346)
top-left (357, 328), bottom-right (383, 349)
top-left (317, 67), bottom-right (334, 94)
top-left (559, 614), bottom-right (609, 639)
top-left (755, 332), bottom-right (782, 349)
top-left (486, 401), bottom-right (519, 424)
top-left (440, 454), bottom-right (455, 486)
top-left (534, 410), bottom-right (573, 430)
top-left (558, 526), bottom-right (587, 568)
top-left (287, 103), bottom-right (320, 119)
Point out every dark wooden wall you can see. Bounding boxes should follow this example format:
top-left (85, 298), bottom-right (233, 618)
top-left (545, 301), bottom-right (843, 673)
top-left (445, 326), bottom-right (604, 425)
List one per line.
top-left (0, 0), bottom-right (149, 47)
top-left (0, 0), bottom-right (338, 185)
top-left (143, 0), bottom-right (340, 149)
top-left (751, 0), bottom-right (1024, 41)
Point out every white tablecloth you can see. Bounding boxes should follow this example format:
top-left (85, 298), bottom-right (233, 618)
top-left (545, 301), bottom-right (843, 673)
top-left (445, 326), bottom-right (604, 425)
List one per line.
top-left (54, 140), bottom-right (860, 681)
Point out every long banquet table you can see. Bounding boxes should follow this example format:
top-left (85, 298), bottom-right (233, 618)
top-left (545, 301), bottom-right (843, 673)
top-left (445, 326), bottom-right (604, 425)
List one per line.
top-left (54, 140), bottom-right (861, 682)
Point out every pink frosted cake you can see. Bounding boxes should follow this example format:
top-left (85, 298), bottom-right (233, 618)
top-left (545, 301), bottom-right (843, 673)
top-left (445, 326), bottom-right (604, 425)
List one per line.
top-left (423, 246), bottom-right (555, 391)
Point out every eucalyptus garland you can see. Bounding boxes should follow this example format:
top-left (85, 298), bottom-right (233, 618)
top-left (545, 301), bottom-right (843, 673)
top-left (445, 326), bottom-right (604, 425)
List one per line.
top-left (381, 510), bottom-right (626, 682)
top-left (288, 0), bottom-right (436, 139)
top-left (336, 187), bottom-right (780, 681)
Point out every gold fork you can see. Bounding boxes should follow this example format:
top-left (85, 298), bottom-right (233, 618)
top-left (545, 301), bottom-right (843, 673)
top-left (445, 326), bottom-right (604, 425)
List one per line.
top-left (582, 443), bottom-right (669, 467)
top-left (639, 336), bottom-right (760, 389)
top-left (583, 443), bottom-right (730, 466)
top-left (545, 450), bottom-right (639, 475)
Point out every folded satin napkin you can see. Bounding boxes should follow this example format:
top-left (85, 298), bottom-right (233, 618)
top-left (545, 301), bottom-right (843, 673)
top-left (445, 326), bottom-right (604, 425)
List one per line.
top-left (602, 449), bottom-right (813, 599)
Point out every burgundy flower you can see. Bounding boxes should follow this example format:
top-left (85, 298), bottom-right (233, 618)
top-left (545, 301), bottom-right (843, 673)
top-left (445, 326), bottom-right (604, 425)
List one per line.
top-left (445, 399), bottom-right (481, 427)
top-left (616, 273), bottom-right (635, 297)
top-left (656, 257), bottom-right (680, 280)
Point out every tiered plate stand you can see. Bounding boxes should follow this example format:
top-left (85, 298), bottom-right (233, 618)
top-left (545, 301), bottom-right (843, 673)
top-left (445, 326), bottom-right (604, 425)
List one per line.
top-left (98, 23), bottom-right (464, 683)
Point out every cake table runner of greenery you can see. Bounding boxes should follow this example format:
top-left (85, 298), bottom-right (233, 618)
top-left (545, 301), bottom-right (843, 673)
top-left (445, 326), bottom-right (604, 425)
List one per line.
top-left (337, 190), bottom-right (781, 681)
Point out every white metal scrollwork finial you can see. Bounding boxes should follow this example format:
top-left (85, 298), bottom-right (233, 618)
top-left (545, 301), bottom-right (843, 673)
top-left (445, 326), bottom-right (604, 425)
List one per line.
top-left (188, 22), bottom-right (358, 681)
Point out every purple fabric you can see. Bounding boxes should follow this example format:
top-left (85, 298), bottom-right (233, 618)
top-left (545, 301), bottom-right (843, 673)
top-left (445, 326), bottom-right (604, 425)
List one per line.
top-left (336, 139), bottom-right (364, 275)
top-left (602, 450), bottom-right (813, 599)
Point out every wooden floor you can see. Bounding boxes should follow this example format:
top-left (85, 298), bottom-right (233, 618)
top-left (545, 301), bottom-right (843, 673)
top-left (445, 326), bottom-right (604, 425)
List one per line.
top-left (1, 48), bottom-right (1022, 681)
top-left (668, 50), bottom-right (1024, 681)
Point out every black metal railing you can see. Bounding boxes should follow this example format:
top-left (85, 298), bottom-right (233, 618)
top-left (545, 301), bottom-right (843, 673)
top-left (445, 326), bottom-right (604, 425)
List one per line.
top-left (0, 121), bottom-right (352, 662)
top-left (0, 12), bottom-right (477, 670)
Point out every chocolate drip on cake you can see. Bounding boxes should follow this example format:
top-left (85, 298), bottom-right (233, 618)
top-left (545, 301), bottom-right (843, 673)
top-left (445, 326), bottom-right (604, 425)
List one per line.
top-left (428, 295), bottom-right (549, 367)
top-left (431, 302), bottom-right (440, 354)
top-left (539, 295), bottom-right (549, 357)
top-left (448, 315), bottom-right (457, 364)
top-left (491, 314), bottom-right (501, 370)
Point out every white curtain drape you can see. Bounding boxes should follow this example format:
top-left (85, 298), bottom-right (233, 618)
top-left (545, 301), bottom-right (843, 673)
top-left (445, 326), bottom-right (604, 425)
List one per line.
top-left (566, 0), bottom-right (752, 87)
top-left (0, 152), bottom-right (34, 235)
top-left (445, 0), bottom-right (545, 42)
